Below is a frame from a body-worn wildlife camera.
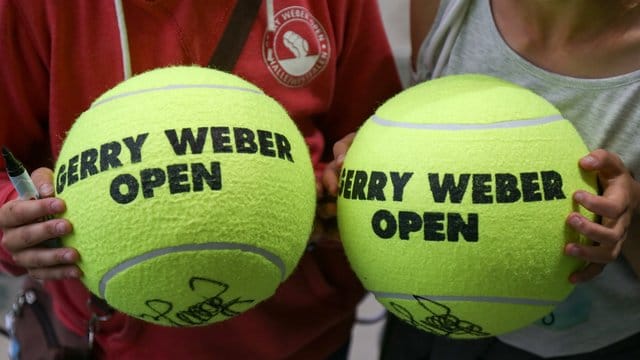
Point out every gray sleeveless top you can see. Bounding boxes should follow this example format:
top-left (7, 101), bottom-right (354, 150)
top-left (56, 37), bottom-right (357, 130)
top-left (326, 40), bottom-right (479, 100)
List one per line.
top-left (415, 0), bottom-right (640, 356)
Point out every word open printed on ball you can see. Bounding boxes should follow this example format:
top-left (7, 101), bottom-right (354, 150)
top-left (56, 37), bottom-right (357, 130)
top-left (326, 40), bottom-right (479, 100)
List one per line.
top-left (56, 126), bottom-right (295, 205)
top-left (339, 168), bottom-right (567, 243)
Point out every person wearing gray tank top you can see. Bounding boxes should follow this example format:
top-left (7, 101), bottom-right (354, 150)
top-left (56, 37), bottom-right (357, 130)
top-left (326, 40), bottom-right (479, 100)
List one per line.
top-left (321, 0), bottom-right (640, 359)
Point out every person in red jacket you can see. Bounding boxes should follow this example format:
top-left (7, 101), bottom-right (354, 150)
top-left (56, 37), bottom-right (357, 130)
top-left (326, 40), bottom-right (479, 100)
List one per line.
top-left (0, 1), bottom-right (402, 359)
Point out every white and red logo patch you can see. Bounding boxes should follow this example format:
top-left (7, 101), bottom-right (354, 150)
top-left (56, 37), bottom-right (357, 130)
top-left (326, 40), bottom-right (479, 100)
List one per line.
top-left (263, 6), bottom-right (331, 88)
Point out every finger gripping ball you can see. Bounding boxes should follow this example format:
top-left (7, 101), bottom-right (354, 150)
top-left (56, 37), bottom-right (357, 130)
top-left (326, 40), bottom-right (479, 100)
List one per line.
top-left (54, 66), bottom-right (316, 327)
top-left (337, 74), bottom-right (597, 338)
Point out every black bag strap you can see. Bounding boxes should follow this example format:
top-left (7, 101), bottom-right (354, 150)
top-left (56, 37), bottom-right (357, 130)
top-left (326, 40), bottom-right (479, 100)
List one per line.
top-left (208, 0), bottom-right (263, 71)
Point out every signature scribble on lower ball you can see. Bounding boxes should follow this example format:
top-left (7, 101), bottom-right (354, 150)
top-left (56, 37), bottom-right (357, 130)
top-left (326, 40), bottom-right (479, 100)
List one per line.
top-left (138, 277), bottom-right (255, 326)
top-left (390, 295), bottom-right (490, 337)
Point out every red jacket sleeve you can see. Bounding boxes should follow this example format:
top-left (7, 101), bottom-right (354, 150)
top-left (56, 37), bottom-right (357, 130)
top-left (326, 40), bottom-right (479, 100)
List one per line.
top-left (0, 0), bottom-right (52, 274)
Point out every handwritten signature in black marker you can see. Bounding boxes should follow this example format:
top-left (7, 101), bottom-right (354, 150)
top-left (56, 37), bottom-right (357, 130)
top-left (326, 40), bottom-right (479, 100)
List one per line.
top-left (390, 295), bottom-right (490, 337)
top-left (138, 277), bottom-right (255, 326)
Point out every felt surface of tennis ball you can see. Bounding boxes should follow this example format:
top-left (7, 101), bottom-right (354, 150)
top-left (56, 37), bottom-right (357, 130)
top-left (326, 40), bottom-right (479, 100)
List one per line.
top-left (337, 74), bottom-right (597, 338)
top-left (54, 66), bottom-right (315, 327)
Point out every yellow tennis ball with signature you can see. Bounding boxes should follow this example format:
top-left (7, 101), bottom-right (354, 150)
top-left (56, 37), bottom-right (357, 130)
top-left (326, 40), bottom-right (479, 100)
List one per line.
top-left (54, 66), bottom-right (315, 326)
top-left (337, 74), bottom-right (598, 338)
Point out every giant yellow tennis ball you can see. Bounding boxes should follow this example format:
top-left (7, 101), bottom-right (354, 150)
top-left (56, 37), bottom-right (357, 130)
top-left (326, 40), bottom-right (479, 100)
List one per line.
top-left (337, 74), bottom-right (597, 338)
top-left (54, 66), bottom-right (315, 327)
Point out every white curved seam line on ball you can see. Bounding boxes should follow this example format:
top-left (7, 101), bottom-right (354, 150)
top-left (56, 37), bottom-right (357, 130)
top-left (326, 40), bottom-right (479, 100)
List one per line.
top-left (371, 114), bottom-right (565, 130)
top-left (373, 292), bottom-right (560, 306)
top-left (98, 243), bottom-right (287, 297)
top-left (91, 84), bottom-right (263, 108)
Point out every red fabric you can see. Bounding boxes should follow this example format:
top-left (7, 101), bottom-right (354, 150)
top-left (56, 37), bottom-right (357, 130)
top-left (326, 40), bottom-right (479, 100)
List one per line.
top-left (0, 0), bottom-right (402, 358)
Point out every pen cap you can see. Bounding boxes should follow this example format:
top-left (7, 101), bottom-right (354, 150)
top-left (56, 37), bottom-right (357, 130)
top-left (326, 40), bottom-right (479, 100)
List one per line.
top-left (2, 146), bottom-right (42, 201)
top-left (2, 146), bottom-right (27, 177)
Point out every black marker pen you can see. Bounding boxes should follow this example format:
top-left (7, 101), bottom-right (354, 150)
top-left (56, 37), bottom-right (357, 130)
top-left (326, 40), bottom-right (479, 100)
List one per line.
top-left (2, 146), bottom-right (39, 200)
top-left (2, 146), bottom-right (61, 247)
